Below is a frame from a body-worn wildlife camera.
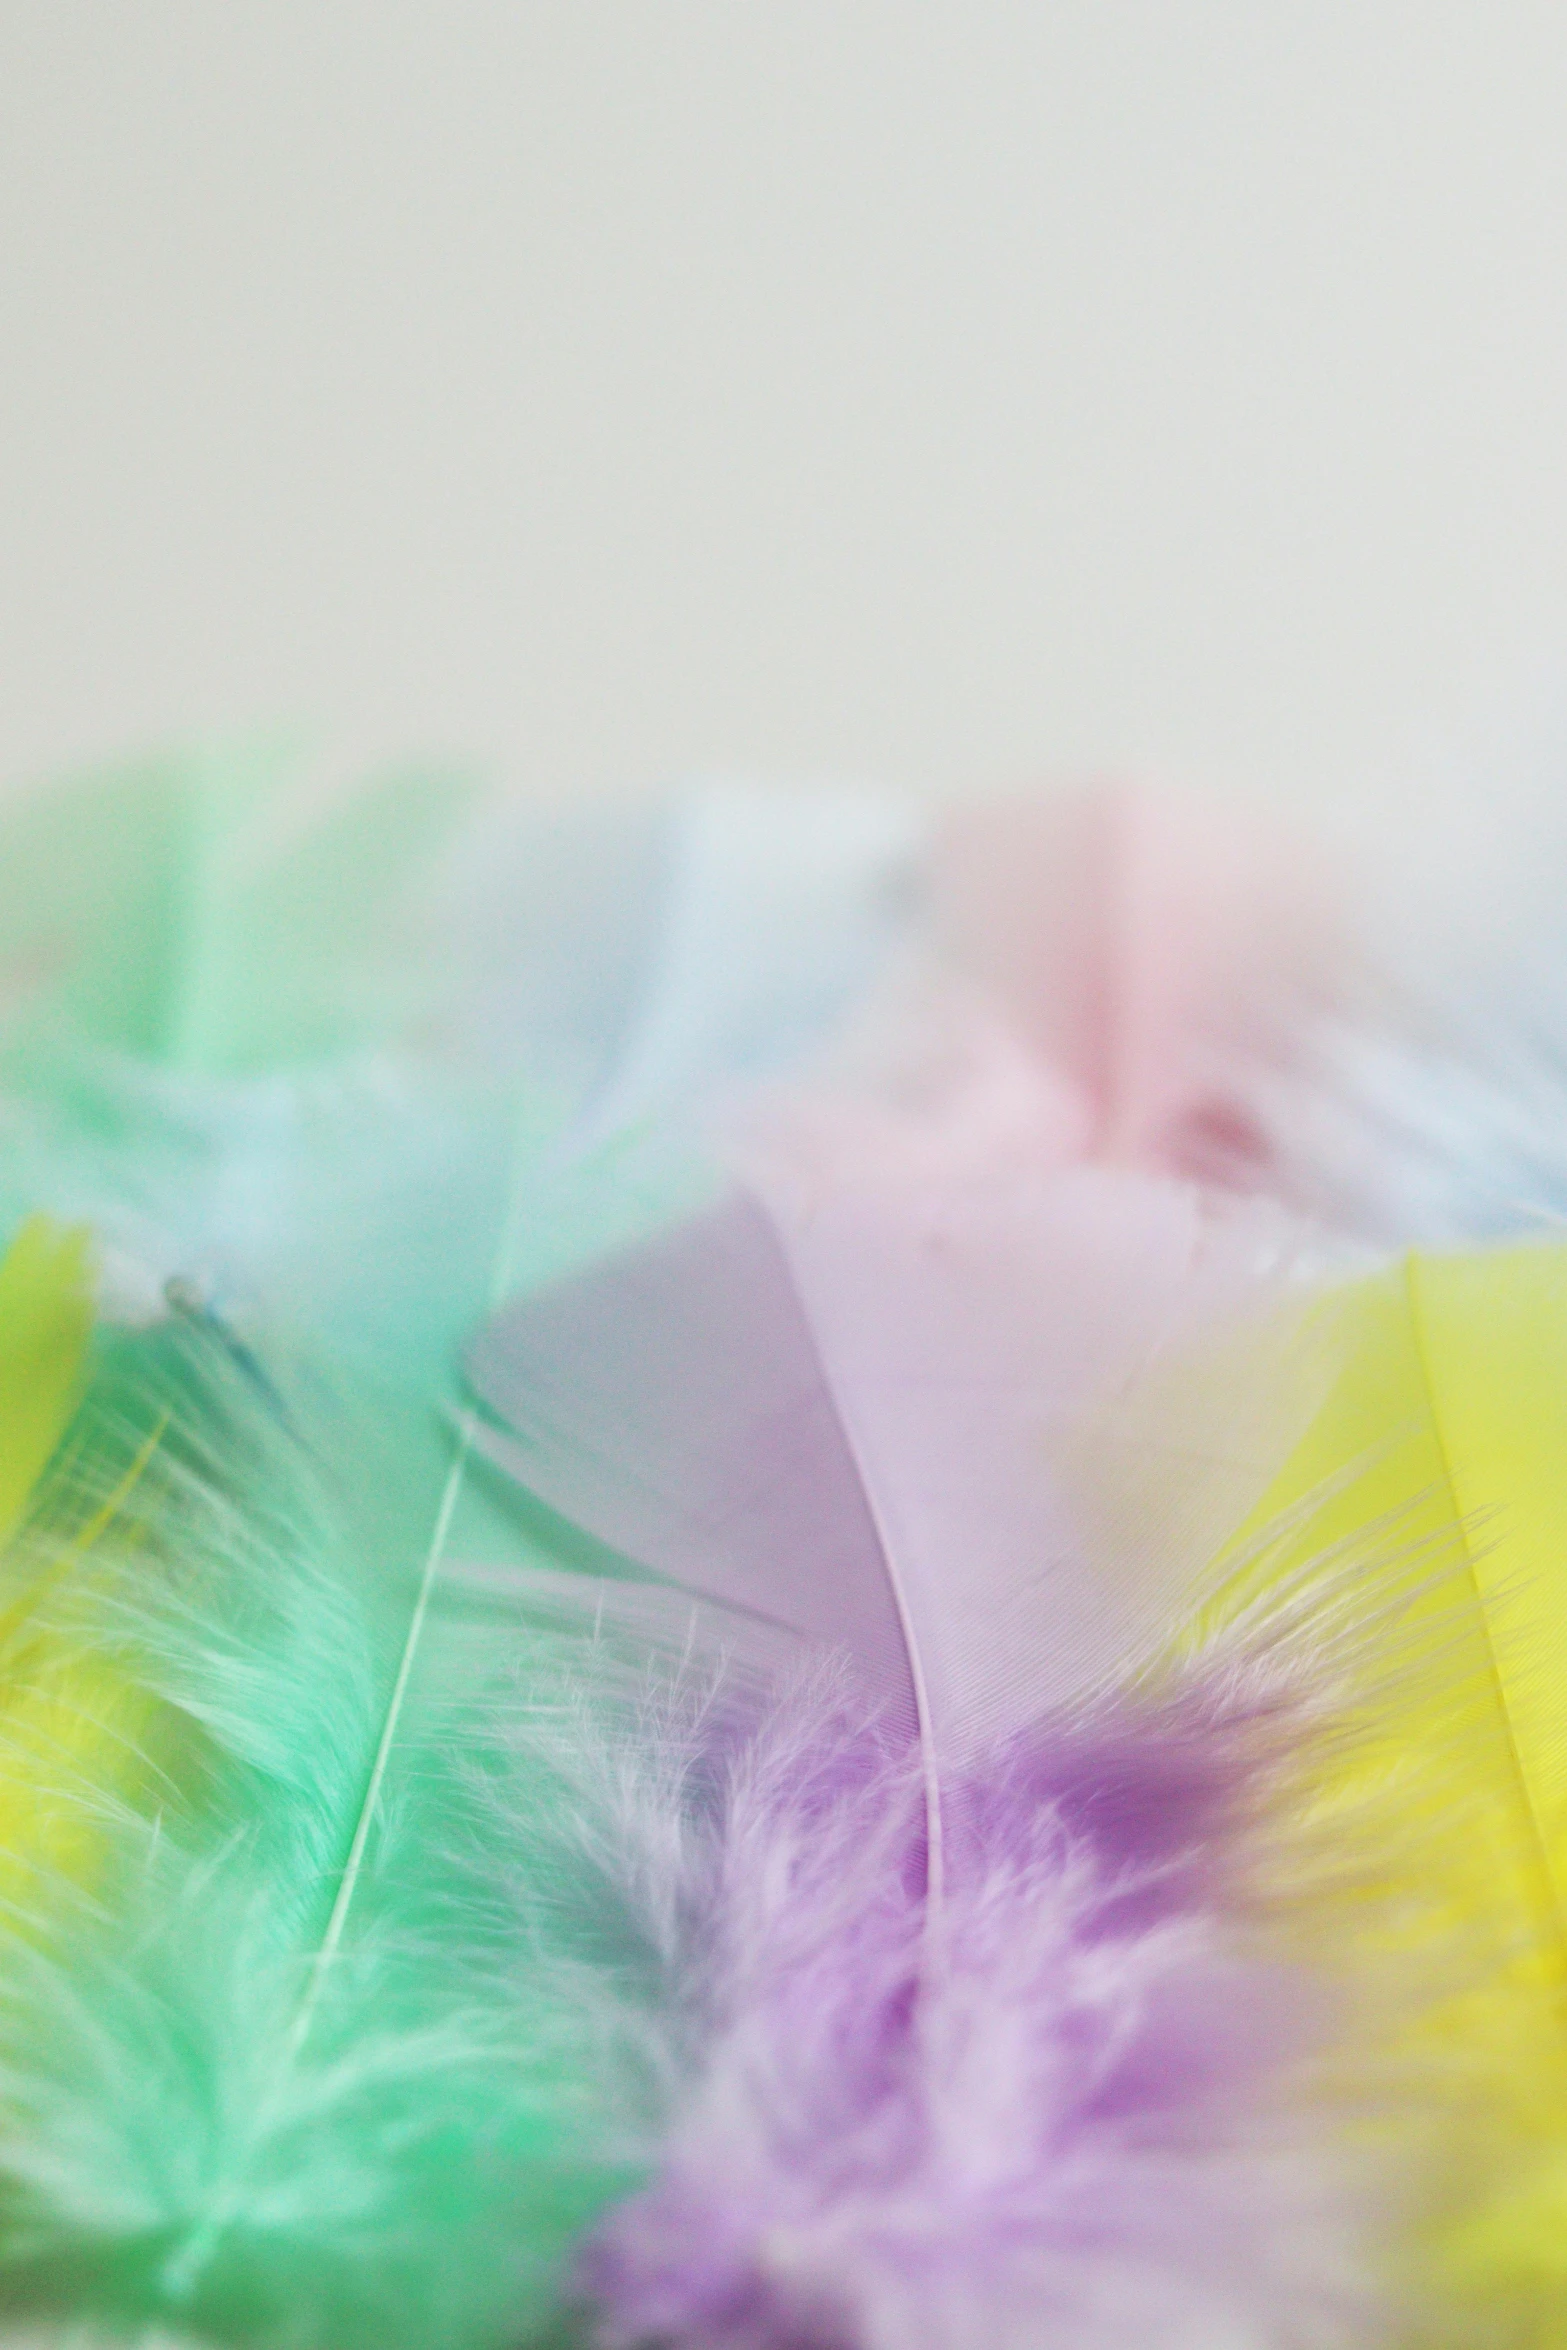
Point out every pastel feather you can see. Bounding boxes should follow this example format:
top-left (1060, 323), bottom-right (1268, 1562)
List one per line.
top-left (1206, 960), bottom-right (1567, 1245)
top-left (0, 1218), bottom-right (93, 1545)
top-left (933, 783), bottom-right (1335, 1182)
top-left (1102, 782), bottom-right (1567, 1247)
top-left (0, 1217), bottom-right (181, 1911)
top-left (0, 757), bottom-right (914, 1352)
top-left (468, 1069), bottom-right (1334, 1769)
top-left (0, 744), bottom-right (479, 1072)
top-left (467, 1079), bottom-right (1385, 2346)
top-left (1194, 1238), bottom-right (1567, 2341)
top-left (0, 1285), bottom-right (707, 2347)
top-left (572, 1661), bottom-right (1382, 2350)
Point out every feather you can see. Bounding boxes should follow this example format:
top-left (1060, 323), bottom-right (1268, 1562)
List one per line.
top-left (467, 1061), bottom-right (1337, 1767)
top-left (932, 783), bottom-right (1336, 1183)
top-left (1110, 776), bottom-right (1567, 1247)
top-left (0, 744), bottom-right (480, 1072)
top-left (1204, 944), bottom-right (1567, 1246)
top-left (0, 1271), bottom-right (712, 2348)
top-left (0, 761), bottom-right (915, 1352)
top-left (568, 1664), bottom-right (1382, 2350)
top-left (0, 1215), bottom-right (155, 1911)
top-left (466, 1078), bottom-right (1388, 2346)
top-left (1191, 1236), bottom-right (1567, 2344)
top-left (928, 781), bottom-right (1567, 1244)
top-left (0, 1219), bottom-right (93, 1545)
top-left (434, 780), bottom-right (922, 1139)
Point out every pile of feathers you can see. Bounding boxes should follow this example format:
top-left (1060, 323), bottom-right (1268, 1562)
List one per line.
top-left (0, 744), bottom-right (1566, 2349)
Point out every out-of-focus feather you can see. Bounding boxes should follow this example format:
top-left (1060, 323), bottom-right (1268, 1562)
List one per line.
top-left (0, 1219), bottom-right (92, 1543)
top-left (1195, 1238), bottom-right (1567, 2344)
top-left (0, 1217), bottom-right (183, 1911)
top-left (933, 784), bottom-right (1334, 1182)
top-left (927, 781), bottom-right (1567, 1246)
top-left (437, 782), bottom-right (921, 1136)
top-left (1210, 950), bottom-right (1567, 1246)
top-left (0, 759), bottom-right (914, 1355)
top-left (1114, 774), bottom-right (1567, 1247)
top-left (0, 745), bottom-right (477, 1072)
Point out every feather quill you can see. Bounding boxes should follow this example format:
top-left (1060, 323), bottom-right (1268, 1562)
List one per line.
top-left (467, 1136), bottom-right (1331, 1766)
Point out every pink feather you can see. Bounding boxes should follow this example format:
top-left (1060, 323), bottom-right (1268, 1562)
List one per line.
top-left (933, 783), bottom-right (1339, 1184)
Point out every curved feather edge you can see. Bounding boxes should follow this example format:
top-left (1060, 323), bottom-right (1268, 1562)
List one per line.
top-left (467, 1057), bottom-right (1344, 1770)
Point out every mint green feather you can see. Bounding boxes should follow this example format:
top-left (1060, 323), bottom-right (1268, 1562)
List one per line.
top-left (0, 742), bottom-right (479, 1072)
top-left (0, 752), bottom-right (914, 1361)
top-left (0, 1265), bottom-right (710, 2348)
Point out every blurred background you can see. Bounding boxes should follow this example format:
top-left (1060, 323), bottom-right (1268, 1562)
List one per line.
top-left (3, 3), bottom-right (1567, 809)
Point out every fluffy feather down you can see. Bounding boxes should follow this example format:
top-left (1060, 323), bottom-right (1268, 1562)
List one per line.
top-left (568, 1664), bottom-right (1383, 2350)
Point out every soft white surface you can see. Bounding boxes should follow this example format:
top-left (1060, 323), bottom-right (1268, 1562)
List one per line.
top-left (3, 4), bottom-right (1566, 805)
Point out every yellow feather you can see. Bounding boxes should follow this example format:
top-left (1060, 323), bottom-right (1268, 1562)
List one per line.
top-left (0, 1217), bottom-right (173, 1905)
top-left (1197, 1242), bottom-right (1567, 2340)
top-left (0, 1215), bottom-right (93, 1545)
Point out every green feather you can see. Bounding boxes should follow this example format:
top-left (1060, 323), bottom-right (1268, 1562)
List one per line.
top-left (0, 743), bottom-right (477, 1073)
top-left (0, 1261), bottom-right (679, 2348)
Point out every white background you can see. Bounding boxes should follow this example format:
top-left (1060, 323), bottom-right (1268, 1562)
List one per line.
top-left (4, 4), bottom-right (1567, 808)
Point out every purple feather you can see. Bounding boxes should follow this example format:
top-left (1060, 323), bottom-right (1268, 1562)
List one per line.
top-left (573, 1674), bottom-right (1380, 2350)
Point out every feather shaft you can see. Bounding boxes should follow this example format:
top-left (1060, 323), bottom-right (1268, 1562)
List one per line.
top-left (0, 1294), bottom-right (683, 2345)
top-left (157, 1102), bottom-right (539, 2312)
top-left (470, 1153), bottom-right (1329, 1764)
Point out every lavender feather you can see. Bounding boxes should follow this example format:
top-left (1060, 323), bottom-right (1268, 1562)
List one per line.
top-left (571, 1670), bottom-right (1381, 2350)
